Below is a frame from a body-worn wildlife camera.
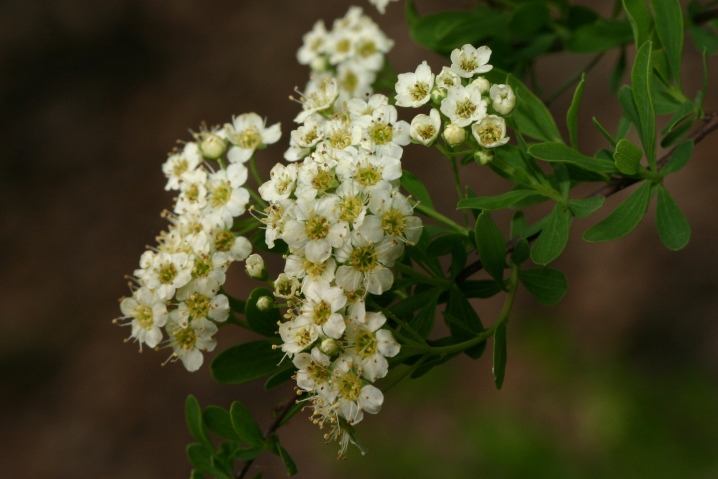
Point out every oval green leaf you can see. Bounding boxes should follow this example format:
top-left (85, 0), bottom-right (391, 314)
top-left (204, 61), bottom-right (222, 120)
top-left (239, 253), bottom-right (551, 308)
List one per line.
top-left (583, 181), bottom-right (652, 242)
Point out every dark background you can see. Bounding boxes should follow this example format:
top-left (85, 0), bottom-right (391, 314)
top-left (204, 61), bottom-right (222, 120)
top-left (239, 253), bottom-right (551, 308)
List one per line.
top-left (2, 1), bottom-right (718, 477)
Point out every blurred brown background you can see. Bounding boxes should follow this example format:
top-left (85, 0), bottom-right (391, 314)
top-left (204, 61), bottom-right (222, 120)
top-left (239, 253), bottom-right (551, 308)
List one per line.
top-left (2, 1), bottom-right (718, 478)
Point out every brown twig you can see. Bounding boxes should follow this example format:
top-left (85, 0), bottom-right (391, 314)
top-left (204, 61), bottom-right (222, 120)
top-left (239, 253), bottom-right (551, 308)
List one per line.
top-left (236, 396), bottom-right (297, 479)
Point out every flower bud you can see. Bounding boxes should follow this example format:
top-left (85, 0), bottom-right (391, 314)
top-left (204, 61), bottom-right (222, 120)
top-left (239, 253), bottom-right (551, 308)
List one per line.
top-left (274, 273), bottom-right (300, 299)
top-left (319, 338), bottom-right (340, 357)
top-left (245, 253), bottom-right (267, 280)
top-left (489, 84), bottom-right (516, 115)
top-left (474, 149), bottom-right (494, 165)
top-left (200, 133), bottom-right (226, 160)
top-left (443, 123), bottom-right (466, 146)
top-left (256, 295), bottom-right (274, 312)
top-left (471, 76), bottom-right (491, 95)
top-left (430, 86), bottom-right (447, 106)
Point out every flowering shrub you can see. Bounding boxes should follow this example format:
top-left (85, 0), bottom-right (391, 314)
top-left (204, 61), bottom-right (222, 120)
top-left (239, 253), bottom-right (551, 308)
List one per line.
top-left (116, 0), bottom-right (718, 476)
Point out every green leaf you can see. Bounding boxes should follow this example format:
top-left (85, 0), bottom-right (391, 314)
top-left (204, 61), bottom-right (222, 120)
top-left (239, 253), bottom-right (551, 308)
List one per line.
top-left (530, 204), bottom-right (572, 265)
top-left (245, 288), bottom-right (281, 336)
top-left (623, 0), bottom-right (651, 48)
top-left (568, 196), bottom-right (605, 218)
top-left (687, 24), bottom-right (718, 56)
top-left (444, 287), bottom-right (485, 359)
top-left (409, 290), bottom-right (440, 338)
top-left (656, 184), bottom-right (691, 250)
top-left (567, 73), bottom-right (586, 148)
top-left (276, 443), bottom-right (298, 476)
top-left (493, 321), bottom-right (508, 390)
top-left (457, 190), bottom-right (544, 211)
top-left (529, 142), bottom-right (617, 174)
top-left (460, 280), bottom-right (504, 299)
top-left (631, 41), bottom-right (656, 168)
top-left (661, 101), bottom-right (694, 136)
top-left (592, 116), bottom-right (617, 147)
top-left (566, 19), bottom-right (633, 52)
top-left (583, 181), bottom-right (652, 242)
top-left (401, 169), bottom-right (434, 209)
top-left (660, 117), bottom-right (693, 148)
top-left (230, 401), bottom-right (265, 448)
top-left (406, 1), bottom-right (505, 55)
top-left (519, 267), bottom-right (568, 306)
top-left (614, 138), bottom-right (643, 175)
top-left (475, 211), bottom-right (507, 283)
top-left (509, 2), bottom-right (550, 40)
top-left (211, 340), bottom-right (284, 385)
top-left (618, 85), bottom-right (640, 128)
top-left (661, 140), bottom-right (693, 175)
top-left (204, 406), bottom-right (241, 441)
top-left (186, 395), bottom-right (212, 449)
top-left (511, 238), bottom-right (530, 264)
top-left (264, 365), bottom-right (296, 390)
top-left (651, 0), bottom-right (684, 87)
top-left (187, 444), bottom-right (227, 478)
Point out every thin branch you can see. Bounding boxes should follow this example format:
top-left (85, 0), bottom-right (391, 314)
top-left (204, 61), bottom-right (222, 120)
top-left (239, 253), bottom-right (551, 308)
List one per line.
top-left (236, 396), bottom-right (297, 479)
top-left (456, 113), bottom-right (718, 283)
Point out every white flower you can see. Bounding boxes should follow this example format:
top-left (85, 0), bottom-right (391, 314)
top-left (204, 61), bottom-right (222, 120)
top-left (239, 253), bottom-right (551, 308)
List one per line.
top-left (141, 251), bottom-right (193, 301)
top-left (171, 290), bottom-right (230, 327)
top-left (440, 83), bottom-right (487, 127)
top-left (293, 347), bottom-right (336, 400)
top-left (336, 60), bottom-right (376, 100)
top-left (449, 44), bottom-right (493, 78)
top-left (202, 163), bottom-right (250, 229)
top-left (344, 303), bottom-right (400, 382)
top-left (297, 20), bottom-right (328, 66)
top-left (368, 0), bottom-right (399, 14)
top-left (119, 287), bottom-right (168, 349)
top-left (284, 114), bottom-right (326, 162)
top-left (490, 84), bottom-right (516, 115)
top-left (471, 114), bottom-right (510, 148)
top-left (296, 279), bottom-right (348, 339)
top-left (294, 76), bottom-right (339, 123)
top-left (332, 355), bottom-right (384, 424)
top-left (357, 104), bottom-right (410, 158)
top-left (279, 315), bottom-right (319, 355)
top-left (224, 113), bottom-right (281, 164)
top-left (368, 189), bottom-right (423, 245)
top-left (166, 316), bottom-right (217, 372)
top-left (258, 163), bottom-right (299, 203)
top-left (162, 142), bottom-right (203, 191)
top-left (282, 195), bottom-right (349, 264)
top-left (435, 66), bottom-right (462, 89)
top-left (410, 108), bottom-right (441, 145)
top-left (174, 168), bottom-right (208, 215)
top-left (211, 229), bottom-right (252, 261)
top-left (395, 61), bottom-right (434, 108)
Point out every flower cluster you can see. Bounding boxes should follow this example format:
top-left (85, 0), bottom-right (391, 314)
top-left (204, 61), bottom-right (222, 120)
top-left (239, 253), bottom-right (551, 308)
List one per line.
top-left (116, 115), bottom-right (281, 371)
top-left (253, 12), bottom-right (421, 452)
top-left (296, 7), bottom-right (393, 104)
top-left (395, 44), bottom-right (516, 161)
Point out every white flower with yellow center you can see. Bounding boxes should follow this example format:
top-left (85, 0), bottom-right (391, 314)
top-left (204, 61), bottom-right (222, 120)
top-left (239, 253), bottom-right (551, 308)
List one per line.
top-left (119, 286), bottom-right (168, 349)
top-left (285, 114), bottom-right (326, 162)
top-left (284, 254), bottom-right (337, 287)
top-left (294, 76), bottom-right (339, 123)
top-left (279, 315), bottom-right (319, 355)
top-left (282, 195), bottom-right (349, 264)
top-left (332, 355), bottom-right (384, 425)
top-left (297, 20), bottom-right (328, 66)
top-left (258, 163), bottom-right (299, 203)
top-left (297, 279), bottom-right (348, 339)
top-left (347, 93), bottom-right (388, 121)
top-left (173, 168), bottom-right (208, 215)
top-left (141, 251), bottom-right (193, 301)
top-left (410, 108), bottom-right (441, 146)
top-left (224, 113), bottom-right (281, 164)
top-left (162, 142), bottom-right (203, 191)
top-left (166, 316), bottom-right (218, 372)
top-left (357, 105), bottom-right (410, 158)
top-left (395, 61), bottom-right (435, 108)
top-left (368, 189), bottom-right (423, 246)
top-left (344, 302), bottom-right (400, 382)
top-left (334, 216), bottom-right (402, 295)
top-left (335, 179), bottom-right (368, 229)
top-left (471, 114), bottom-right (510, 148)
top-left (440, 83), bottom-right (487, 127)
top-left (295, 155), bottom-right (339, 200)
top-left (449, 44), bottom-right (493, 78)
top-left (336, 149), bottom-right (402, 194)
top-left (202, 163), bottom-right (250, 229)
top-left (293, 347), bottom-right (336, 401)
top-left (209, 228), bottom-right (252, 261)
top-left (435, 66), bottom-right (462, 89)
top-left (170, 289), bottom-right (230, 328)
top-left (318, 117), bottom-right (363, 154)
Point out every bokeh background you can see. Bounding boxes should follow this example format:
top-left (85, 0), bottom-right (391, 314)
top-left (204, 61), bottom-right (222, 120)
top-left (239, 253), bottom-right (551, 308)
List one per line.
top-left (2, 0), bottom-right (718, 478)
